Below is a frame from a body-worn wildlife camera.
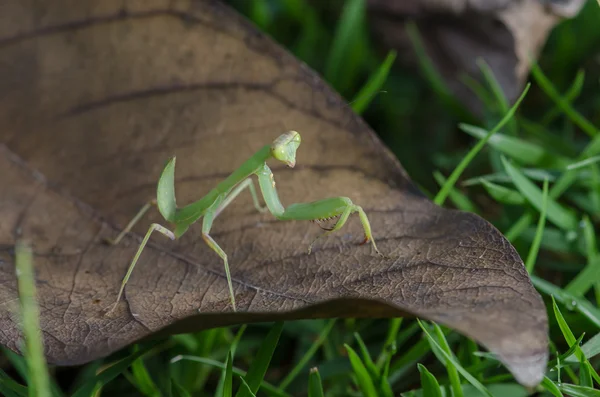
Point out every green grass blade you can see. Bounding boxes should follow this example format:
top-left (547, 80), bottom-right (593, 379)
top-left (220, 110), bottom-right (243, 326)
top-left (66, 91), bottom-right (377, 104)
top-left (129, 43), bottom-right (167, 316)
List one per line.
top-left (541, 377), bottom-right (564, 397)
top-left (463, 169), bottom-right (557, 186)
top-left (378, 353), bottom-right (394, 397)
top-left (377, 318), bottom-right (402, 369)
top-left (530, 63), bottom-right (598, 137)
top-left (237, 376), bottom-right (256, 397)
top-left (481, 180), bottom-right (525, 205)
top-left (559, 384), bottom-right (600, 396)
top-left (388, 324), bottom-right (447, 384)
top-left (501, 156), bottom-right (578, 230)
top-left (567, 155), bottom-right (600, 170)
top-left (307, 368), bottom-right (324, 397)
top-left (405, 22), bottom-right (474, 122)
top-left (553, 333), bottom-right (586, 364)
top-left (505, 212), bottom-right (535, 242)
top-left (565, 215), bottom-right (599, 296)
top-left (249, 0), bottom-right (272, 31)
top-left (353, 332), bottom-right (379, 380)
top-left (417, 320), bottom-right (492, 397)
top-left (221, 351), bottom-right (233, 397)
top-left (579, 353), bottom-right (593, 387)
top-left (434, 171), bottom-right (479, 212)
top-left (434, 84), bottom-right (530, 206)
top-left (417, 364), bottom-right (443, 397)
top-left (552, 296), bottom-right (584, 362)
top-left (502, 132), bottom-right (600, 245)
top-left (216, 325), bottom-right (247, 396)
top-left (130, 345), bottom-right (160, 397)
top-left (235, 322), bottom-right (284, 397)
top-left (352, 332), bottom-right (393, 397)
top-left (324, 0), bottom-right (365, 91)
top-left (170, 356), bottom-right (290, 397)
top-left (476, 58), bottom-right (515, 134)
top-left (171, 377), bottom-right (191, 397)
top-left (351, 50), bottom-right (396, 114)
top-left (461, 125), bottom-right (571, 168)
top-left (461, 74), bottom-right (495, 111)
top-left (551, 297), bottom-right (600, 385)
top-left (578, 331), bottom-right (600, 360)
top-left (0, 368), bottom-right (28, 397)
top-left (541, 69), bottom-right (585, 125)
top-left (525, 178), bottom-right (549, 273)
top-left (432, 324), bottom-right (463, 397)
top-left (476, 58), bottom-right (509, 112)
top-left (533, 276), bottom-right (600, 328)
top-left (0, 348), bottom-right (63, 397)
top-left (72, 343), bottom-right (159, 397)
top-left (15, 241), bottom-right (51, 397)
top-left (519, 118), bottom-right (579, 157)
top-left (583, 134), bottom-right (600, 158)
top-left (344, 344), bottom-right (378, 397)
top-left (1, 348), bottom-right (30, 385)
top-left (278, 319), bottom-right (335, 390)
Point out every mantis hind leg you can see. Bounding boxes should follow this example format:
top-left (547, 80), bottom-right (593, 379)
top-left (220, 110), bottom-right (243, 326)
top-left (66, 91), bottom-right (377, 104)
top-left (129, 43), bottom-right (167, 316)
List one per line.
top-left (105, 200), bottom-right (157, 245)
top-left (202, 208), bottom-right (237, 312)
top-left (107, 223), bottom-right (175, 315)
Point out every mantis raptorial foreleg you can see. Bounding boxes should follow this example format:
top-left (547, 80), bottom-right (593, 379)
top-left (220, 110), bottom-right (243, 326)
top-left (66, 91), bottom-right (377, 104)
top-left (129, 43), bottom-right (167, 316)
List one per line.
top-left (106, 131), bottom-right (385, 315)
top-left (256, 164), bottom-right (384, 257)
top-left (307, 203), bottom-right (353, 254)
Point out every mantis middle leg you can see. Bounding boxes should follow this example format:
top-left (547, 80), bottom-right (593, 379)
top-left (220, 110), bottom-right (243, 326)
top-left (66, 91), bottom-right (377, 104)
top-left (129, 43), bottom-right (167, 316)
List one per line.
top-left (105, 200), bottom-right (157, 246)
top-left (108, 223), bottom-right (175, 314)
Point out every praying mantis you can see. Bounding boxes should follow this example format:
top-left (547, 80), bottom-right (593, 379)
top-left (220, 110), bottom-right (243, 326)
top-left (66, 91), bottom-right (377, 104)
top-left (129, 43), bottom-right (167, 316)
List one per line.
top-left (106, 131), bottom-right (384, 314)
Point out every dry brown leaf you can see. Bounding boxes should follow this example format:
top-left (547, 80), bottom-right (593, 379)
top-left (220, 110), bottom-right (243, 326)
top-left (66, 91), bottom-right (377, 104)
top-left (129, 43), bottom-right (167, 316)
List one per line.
top-left (368, 0), bottom-right (585, 114)
top-left (0, 0), bottom-right (547, 387)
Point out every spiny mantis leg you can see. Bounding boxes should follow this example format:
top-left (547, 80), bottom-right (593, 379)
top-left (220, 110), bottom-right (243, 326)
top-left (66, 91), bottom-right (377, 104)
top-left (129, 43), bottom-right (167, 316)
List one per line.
top-left (311, 214), bottom-right (341, 231)
top-left (108, 223), bottom-right (175, 314)
top-left (306, 204), bottom-right (385, 257)
top-left (257, 165), bottom-right (384, 257)
top-left (307, 205), bottom-right (353, 254)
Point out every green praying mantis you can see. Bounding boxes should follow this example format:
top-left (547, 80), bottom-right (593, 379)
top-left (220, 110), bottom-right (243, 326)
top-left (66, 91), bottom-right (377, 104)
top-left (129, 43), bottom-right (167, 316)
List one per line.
top-left (106, 131), bottom-right (384, 314)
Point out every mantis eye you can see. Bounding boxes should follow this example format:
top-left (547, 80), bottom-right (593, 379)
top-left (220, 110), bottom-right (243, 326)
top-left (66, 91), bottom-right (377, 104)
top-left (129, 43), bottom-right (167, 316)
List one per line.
top-left (271, 131), bottom-right (301, 168)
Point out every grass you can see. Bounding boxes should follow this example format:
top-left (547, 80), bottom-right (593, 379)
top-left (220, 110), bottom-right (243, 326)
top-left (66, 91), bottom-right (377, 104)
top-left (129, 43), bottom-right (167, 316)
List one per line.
top-left (3, 0), bottom-right (600, 395)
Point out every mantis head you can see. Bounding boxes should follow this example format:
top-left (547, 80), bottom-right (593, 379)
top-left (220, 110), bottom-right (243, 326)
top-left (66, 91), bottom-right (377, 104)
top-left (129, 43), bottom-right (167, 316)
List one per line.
top-left (271, 131), bottom-right (301, 168)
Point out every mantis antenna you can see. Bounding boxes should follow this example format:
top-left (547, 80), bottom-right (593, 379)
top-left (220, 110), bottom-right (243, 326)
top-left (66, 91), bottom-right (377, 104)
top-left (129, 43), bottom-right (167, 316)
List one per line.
top-left (106, 131), bottom-right (384, 314)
